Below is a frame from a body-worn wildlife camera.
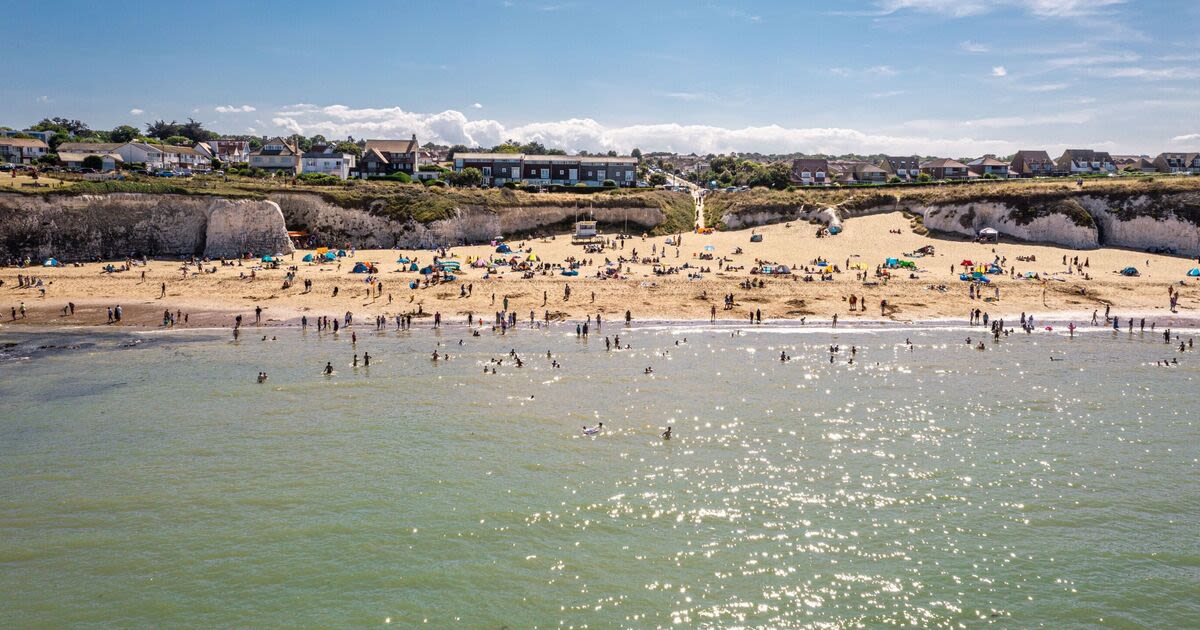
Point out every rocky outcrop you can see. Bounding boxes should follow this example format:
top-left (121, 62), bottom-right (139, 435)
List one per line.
top-left (0, 193), bottom-right (292, 260)
top-left (272, 193), bottom-right (665, 248)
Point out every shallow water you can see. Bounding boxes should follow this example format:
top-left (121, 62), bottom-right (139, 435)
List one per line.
top-left (1, 323), bottom-right (1197, 628)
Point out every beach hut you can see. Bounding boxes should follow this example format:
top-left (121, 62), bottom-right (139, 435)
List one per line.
top-left (1188, 268), bottom-right (1200, 277)
top-left (302, 253), bottom-right (314, 262)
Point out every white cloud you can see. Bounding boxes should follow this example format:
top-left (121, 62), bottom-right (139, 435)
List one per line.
top-left (991, 66), bottom-right (1008, 77)
top-left (831, 65), bottom-right (898, 78)
top-left (1169, 133), bottom-right (1200, 142)
top-left (1018, 82), bottom-right (1069, 92)
top-left (269, 103), bottom-right (1043, 157)
top-left (472, 102), bottom-right (483, 109)
top-left (960, 40), bottom-right (989, 53)
top-left (869, 90), bottom-right (908, 99)
top-left (215, 104), bottom-right (257, 113)
top-left (129, 108), bottom-right (145, 115)
top-left (874, 0), bottom-right (1124, 18)
top-left (36, 95), bottom-right (50, 104)
top-left (1089, 66), bottom-right (1200, 80)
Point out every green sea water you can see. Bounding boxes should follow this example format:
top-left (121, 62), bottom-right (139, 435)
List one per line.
top-left (1, 323), bottom-right (1197, 628)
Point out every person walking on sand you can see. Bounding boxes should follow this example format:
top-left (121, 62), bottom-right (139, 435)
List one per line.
top-left (160, 282), bottom-right (166, 299)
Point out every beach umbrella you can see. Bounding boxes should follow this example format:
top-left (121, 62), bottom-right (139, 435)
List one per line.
top-left (960, 259), bottom-right (973, 267)
top-left (302, 253), bottom-right (313, 262)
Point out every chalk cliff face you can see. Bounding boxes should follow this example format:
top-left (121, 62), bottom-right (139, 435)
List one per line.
top-left (715, 191), bottom-right (1200, 256)
top-left (1077, 194), bottom-right (1200, 255)
top-left (915, 201), bottom-right (1100, 249)
top-left (0, 193), bottom-right (293, 260)
top-left (271, 193), bottom-right (666, 248)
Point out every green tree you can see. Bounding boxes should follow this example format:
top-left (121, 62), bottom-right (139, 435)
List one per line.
top-left (110, 125), bottom-right (140, 143)
top-left (916, 172), bottom-right (933, 183)
top-left (165, 135), bottom-right (191, 146)
top-left (334, 141), bottom-right (363, 157)
top-left (649, 172), bottom-right (667, 186)
top-left (447, 144), bottom-right (469, 157)
top-left (32, 117), bottom-right (91, 136)
top-left (449, 167), bottom-right (484, 187)
top-left (887, 175), bottom-right (902, 184)
top-left (145, 120), bottom-right (180, 140)
top-left (82, 155), bottom-right (104, 170)
top-left (631, 147), bottom-right (642, 161)
top-left (177, 118), bottom-right (216, 142)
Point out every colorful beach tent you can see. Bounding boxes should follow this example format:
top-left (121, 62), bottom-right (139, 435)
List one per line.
top-left (351, 262), bottom-right (370, 273)
top-left (323, 252), bottom-right (336, 261)
top-left (43, 258), bottom-right (60, 267)
top-left (1188, 268), bottom-right (1200, 277)
top-left (496, 244), bottom-right (512, 254)
top-left (302, 253), bottom-right (313, 262)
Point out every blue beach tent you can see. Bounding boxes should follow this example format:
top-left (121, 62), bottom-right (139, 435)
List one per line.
top-left (301, 253), bottom-right (313, 262)
top-left (1188, 268), bottom-right (1200, 277)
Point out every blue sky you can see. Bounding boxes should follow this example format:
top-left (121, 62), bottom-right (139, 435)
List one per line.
top-left (2, 0), bottom-right (1198, 156)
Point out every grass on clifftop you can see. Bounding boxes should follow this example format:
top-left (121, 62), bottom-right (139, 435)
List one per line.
top-left (705, 176), bottom-right (1200, 228)
top-left (2, 173), bottom-right (693, 233)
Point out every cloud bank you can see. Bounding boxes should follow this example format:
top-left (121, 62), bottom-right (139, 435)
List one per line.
top-left (271, 104), bottom-right (1055, 156)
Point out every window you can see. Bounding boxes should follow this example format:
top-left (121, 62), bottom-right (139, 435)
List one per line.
top-left (540, 168), bottom-right (549, 179)
top-left (482, 167), bottom-right (492, 177)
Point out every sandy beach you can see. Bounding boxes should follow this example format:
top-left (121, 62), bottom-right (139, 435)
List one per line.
top-left (3, 212), bottom-right (1198, 330)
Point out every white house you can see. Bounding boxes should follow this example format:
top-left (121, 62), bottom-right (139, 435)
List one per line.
top-left (249, 137), bottom-right (301, 174)
top-left (0, 137), bottom-right (50, 164)
top-left (58, 151), bottom-right (123, 171)
top-left (300, 146), bottom-right (356, 179)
